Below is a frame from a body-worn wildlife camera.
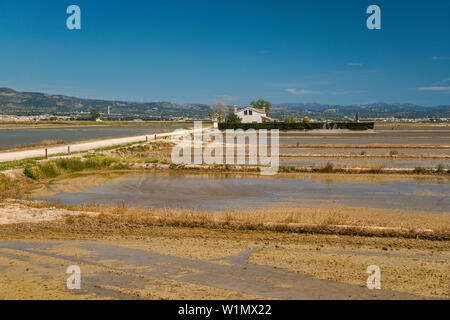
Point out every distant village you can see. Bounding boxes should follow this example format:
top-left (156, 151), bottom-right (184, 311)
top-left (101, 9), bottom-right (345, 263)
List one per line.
top-left (0, 101), bottom-right (448, 123)
top-left (0, 111), bottom-right (448, 123)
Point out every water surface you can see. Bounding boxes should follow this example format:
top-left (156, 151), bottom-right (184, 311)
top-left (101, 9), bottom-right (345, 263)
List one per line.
top-left (31, 172), bottom-right (450, 213)
top-left (280, 158), bottom-right (449, 169)
top-left (0, 125), bottom-right (187, 149)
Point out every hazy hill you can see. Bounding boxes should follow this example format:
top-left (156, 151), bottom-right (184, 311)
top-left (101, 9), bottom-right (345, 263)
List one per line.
top-left (0, 88), bottom-right (448, 120)
top-left (273, 102), bottom-right (449, 119)
top-left (0, 88), bottom-right (211, 119)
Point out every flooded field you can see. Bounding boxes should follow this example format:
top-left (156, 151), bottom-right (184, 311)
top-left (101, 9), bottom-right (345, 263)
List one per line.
top-left (280, 158), bottom-right (449, 169)
top-left (280, 148), bottom-right (450, 157)
top-left (0, 125), bottom-right (187, 150)
top-left (278, 129), bottom-right (450, 146)
top-left (30, 172), bottom-right (450, 213)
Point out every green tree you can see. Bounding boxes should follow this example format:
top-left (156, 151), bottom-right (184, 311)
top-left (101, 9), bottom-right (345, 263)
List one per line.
top-left (302, 116), bottom-right (310, 123)
top-left (250, 99), bottom-right (272, 116)
top-left (225, 112), bottom-right (242, 124)
top-left (283, 115), bottom-right (297, 123)
top-left (90, 108), bottom-right (100, 121)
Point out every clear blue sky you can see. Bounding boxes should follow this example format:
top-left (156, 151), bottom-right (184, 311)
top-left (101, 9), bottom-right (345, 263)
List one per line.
top-left (0, 0), bottom-right (449, 106)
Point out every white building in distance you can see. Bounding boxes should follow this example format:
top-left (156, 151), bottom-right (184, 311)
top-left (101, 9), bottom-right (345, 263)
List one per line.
top-left (234, 106), bottom-right (275, 123)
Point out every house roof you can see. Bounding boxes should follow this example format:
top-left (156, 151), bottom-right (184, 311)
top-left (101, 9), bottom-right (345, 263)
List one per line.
top-left (237, 107), bottom-right (266, 114)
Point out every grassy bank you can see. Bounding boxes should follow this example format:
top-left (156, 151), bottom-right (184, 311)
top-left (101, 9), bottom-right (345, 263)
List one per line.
top-left (22, 157), bottom-right (131, 181)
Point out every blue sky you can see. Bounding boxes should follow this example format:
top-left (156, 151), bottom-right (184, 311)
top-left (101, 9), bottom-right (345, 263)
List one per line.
top-left (0, 0), bottom-right (449, 106)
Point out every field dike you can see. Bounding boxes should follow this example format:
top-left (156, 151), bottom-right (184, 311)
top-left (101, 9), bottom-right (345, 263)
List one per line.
top-left (0, 199), bottom-right (448, 241)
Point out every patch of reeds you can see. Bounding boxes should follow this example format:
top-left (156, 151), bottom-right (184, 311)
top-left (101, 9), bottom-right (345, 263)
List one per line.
top-left (23, 156), bottom-right (129, 180)
top-left (313, 161), bottom-right (335, 173)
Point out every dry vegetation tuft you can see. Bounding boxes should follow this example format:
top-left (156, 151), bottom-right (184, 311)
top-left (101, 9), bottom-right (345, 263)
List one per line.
top-left (0, 174), bottom-right (23, 200)
top-left (22, 201), bottom-right (450, 240)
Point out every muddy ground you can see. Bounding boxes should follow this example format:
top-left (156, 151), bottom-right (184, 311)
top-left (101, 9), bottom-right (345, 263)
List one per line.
top-left (0, 202), bottom-right (448, 300)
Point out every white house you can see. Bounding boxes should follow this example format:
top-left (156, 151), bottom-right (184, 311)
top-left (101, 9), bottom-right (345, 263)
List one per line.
top-left (234, 106), bottom-right (275, 123)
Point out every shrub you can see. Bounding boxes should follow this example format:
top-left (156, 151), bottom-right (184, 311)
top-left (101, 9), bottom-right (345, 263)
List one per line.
top-left (283, 115), bottom-right (297, 123)
top-left (389, 150), bottom-right (399, 156)
top-left (23, 167), bottom-right (37, 180)
top-left (225, 112), bottom-right (242, 125)
top-left (37, 162), bottom-right (60, 178)
top-left (55, 158), bottom-right (86, 171)
top-left (413, 166), bottom-right (429, 174)
top-left (323, 161), bottom-right (334, 172)
top-left (436, 163), bottom-right (446, 173)
top-left (316, 161), bottom-right (334, 173)
top-left (145, 158), bottom-right (160, 164)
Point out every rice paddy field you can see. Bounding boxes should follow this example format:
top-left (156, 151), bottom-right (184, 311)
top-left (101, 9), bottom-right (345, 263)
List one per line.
top-left (0, 123), bottom-right (189, 150)
top-left (0, 122), bottom-right (449, 300)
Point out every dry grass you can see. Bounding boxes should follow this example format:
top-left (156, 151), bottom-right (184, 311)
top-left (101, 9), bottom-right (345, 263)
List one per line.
top-left (20, 201), bottom-right (450, 240)
top-left (105, 141), bottom-right (173, 163)
top-left (40, 139), bottom-right (64, 146)
top-left (0, 174), bottom-right (26, 200)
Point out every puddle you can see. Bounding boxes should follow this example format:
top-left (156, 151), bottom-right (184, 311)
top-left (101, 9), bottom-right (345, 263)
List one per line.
top-left (30, 172), bottom-right (450, 213)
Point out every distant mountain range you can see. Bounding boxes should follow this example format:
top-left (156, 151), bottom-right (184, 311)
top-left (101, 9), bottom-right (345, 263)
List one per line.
top-left (273, 102), bottom-right (450, 120)
top-left (0, 88), bottom-right (449, 120)
top-left (0, 88), bottom-right (210, 120)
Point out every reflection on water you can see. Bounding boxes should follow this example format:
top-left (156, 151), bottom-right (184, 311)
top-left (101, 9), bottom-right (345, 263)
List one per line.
top-left (30, 172), bottom-right (450, 213)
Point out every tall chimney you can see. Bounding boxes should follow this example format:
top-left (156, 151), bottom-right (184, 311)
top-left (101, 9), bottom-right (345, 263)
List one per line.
top-left (233, 105), bottom-right (238, 113)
